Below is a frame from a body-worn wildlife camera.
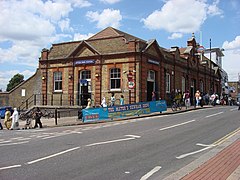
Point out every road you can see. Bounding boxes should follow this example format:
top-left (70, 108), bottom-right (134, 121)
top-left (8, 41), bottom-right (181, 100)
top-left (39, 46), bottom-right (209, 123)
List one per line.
top-left (0, 106), bottom-right (239, 180)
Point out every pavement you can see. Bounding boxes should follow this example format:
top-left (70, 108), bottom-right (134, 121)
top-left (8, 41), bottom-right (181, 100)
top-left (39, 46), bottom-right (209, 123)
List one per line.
top-left (13, 105), bottom-right (240, 179)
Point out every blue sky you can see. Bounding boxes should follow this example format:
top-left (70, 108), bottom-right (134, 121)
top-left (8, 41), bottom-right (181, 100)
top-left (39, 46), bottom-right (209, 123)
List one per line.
top-left (0, 0), bottom-right (239, 91)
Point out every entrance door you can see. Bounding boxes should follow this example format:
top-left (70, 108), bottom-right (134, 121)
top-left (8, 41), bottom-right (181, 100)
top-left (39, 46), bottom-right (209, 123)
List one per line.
top-left (78, 70), bottom-right (91, 106)
top-left (147, 70), bottom-right (155, 101)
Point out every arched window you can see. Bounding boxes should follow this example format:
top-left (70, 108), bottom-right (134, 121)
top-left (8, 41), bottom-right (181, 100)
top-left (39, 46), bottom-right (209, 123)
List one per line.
top-left (110, 68), bottom-right (121, 90)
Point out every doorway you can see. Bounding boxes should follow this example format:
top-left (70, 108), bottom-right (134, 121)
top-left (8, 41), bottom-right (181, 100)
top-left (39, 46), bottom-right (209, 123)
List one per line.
top-left (78, 70), bottom-right (91, 106)
top-left (147, 70), bottom-right (155, 101)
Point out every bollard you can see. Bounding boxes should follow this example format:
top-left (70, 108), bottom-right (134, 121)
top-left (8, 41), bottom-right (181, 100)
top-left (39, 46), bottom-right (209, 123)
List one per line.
top-left (55, 108), bottom-right (57, 125)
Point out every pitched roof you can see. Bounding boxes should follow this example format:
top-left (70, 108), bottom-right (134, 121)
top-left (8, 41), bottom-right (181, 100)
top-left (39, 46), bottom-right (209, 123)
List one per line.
top-left (47, 27), bottom-right (147, 60)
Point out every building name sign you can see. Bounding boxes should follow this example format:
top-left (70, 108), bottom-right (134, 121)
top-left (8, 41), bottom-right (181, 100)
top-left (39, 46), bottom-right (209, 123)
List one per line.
top-left (148, 59), bottom-right (160, 65)
top-left (75, 60), bottom-right (95, 65)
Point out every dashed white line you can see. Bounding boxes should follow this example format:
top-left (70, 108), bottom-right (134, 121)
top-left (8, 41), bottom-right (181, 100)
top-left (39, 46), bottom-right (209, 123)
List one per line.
top-left (26, 147), bottom-right (80, 164)
top-left (205, 112), bottom-right (223, 118)
top-left (0, 141), bottom-right (29, 147)
top-left (140, 166), bottom-right (162, 180)
top-left (86, 137), bottom-right (137, 147)
top-left (0, 165), bottom-right (21, 170)
top-left (159, 120), bottom-right (196, 131)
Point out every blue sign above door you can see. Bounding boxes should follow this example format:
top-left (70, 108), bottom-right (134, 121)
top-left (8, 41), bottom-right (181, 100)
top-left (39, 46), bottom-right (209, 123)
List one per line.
top-left (75, 60), bottom-right (95, 65)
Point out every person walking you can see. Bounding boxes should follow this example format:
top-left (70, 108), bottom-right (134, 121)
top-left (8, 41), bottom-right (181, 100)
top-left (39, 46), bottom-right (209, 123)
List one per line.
top-left (120, 95), bottom-right (124, 105)
top-left (195, 90), bottom-right (201, 107)
top-left (152, 91), bottom-right (156, 101)
top-left (10, 108), bottom-right (20, 130)
top-left (183, 90), bottom-right (190, 109)
top-left (34, 107), bottom-right (43, 128)
top-left (101, 97), bottom-right (107, 107)
top-left (110, 93), bottom-right (115, 106)
top-left (0, 117), bottom-right (3, 130)
top-left (4, 108), bottom-right (12, 130)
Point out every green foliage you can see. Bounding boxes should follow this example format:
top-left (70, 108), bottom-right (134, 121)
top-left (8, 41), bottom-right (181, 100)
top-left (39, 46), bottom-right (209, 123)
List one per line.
top-left (6, 73), bottom-right (24, 92)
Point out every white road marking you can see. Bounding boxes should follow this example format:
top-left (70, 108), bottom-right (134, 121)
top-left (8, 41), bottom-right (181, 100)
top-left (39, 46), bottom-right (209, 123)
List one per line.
top-left (140, 166), bottom-right (162, 180)
top-left (176, 145), bottom-right (214, 159)
top-left (125, 135), bottom-right (141, 138)
top-left (196, 143), bottom-right (216, 147)
top-left (0, 141), bottom-right (29, 147)
top-left (159, 120), bottom-right (196, 131)
top-left (230, 108), bottom-right (237, 111)
top-left (0, 140), bottom-right (12, 144)
top-left (0, 165), bottom-right (21, 170)
top-left (86, 137), bottom-right (137, 147)
top-left (205, 112), bottom-right (223, 118)
top-left (26, 147), bottom-right (80, 164)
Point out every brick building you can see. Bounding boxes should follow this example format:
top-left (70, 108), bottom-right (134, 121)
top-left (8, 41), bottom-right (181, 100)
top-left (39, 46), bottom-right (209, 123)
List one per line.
top-left (39, 27), bottom-right (221, 107)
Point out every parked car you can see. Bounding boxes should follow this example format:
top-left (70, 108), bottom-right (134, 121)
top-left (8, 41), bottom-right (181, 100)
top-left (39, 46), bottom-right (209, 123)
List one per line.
top-left (0, 106), bottom-right (13, 119)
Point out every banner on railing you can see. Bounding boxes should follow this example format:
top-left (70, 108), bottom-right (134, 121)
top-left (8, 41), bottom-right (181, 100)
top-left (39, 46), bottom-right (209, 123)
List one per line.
top-left (82, 100), bottom-right (167, 123)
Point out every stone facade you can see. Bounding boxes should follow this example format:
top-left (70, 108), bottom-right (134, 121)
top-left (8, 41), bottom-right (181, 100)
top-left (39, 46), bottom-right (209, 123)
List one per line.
top-left (38, 27), bottom-right (221, 107)
top-left (0, 69), bottom-right (42, 109)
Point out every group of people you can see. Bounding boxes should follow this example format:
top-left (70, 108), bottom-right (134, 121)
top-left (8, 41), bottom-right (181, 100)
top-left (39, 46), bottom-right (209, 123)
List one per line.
top-left (0, 107), bottom-right (43, 130)
top-left (101, 93), bottom-right (124, 108)
top-left (170, 89), bottom-right (215, 109)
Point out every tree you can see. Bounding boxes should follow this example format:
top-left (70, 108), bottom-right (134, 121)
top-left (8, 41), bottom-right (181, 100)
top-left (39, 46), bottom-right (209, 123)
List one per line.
top-left (6, 73), bottom-right (24, 92)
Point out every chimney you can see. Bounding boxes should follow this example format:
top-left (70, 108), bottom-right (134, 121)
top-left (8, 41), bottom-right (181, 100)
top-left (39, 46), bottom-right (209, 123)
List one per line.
top-left (41, 48), bottom-right (49, 60)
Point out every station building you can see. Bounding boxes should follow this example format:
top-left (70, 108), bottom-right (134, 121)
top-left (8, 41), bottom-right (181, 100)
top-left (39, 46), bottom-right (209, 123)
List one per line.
top-left (0, 27), bottom-right (222, 109)
top-left (39, 27), bottom-right (221, 107)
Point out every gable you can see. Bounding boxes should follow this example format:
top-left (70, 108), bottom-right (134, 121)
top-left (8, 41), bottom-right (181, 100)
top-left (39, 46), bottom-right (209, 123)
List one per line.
top-left (75, 47), bottom-right (98, 57)
top-left (88, 27), bottom-right (119, 40)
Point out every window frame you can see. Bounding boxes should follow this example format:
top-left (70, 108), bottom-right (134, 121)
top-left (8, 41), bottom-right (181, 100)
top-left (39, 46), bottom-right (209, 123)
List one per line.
top-left (166, 73), bottom-right (171, 93)
top-left (110, 68), bottom-right (121, 91)
top-left (53, 71), bottom-right (62, 92)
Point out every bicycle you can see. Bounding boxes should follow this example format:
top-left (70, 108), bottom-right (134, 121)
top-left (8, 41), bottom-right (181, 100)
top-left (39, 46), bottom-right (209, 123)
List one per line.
top-left (171, 99), bottom-right (182, 111)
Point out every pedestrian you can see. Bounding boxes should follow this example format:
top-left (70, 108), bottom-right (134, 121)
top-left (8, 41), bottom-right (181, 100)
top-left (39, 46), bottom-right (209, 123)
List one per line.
top-left (101, 97), bottom-right (107, 107)
top-left (152, 91), bottom-right (156, 101)
top-left (0, 117), bottom-right (3, 130)
top-left (86, 98), bottom-right (92, 109)
top-left (195, 90), bottom-right (201, 107)
top-left (120, 95), bottom-right (124, 105)
top-left (110, 93), bottom-right (115, 106)
top-left (10, 108), bottom-right (20, 130)
top-left (34, 107), bottom-right (43, 128)
top-left (183, 90), bottom-right (190, 109)
top-left (4, 108), bottom-right (12, 130)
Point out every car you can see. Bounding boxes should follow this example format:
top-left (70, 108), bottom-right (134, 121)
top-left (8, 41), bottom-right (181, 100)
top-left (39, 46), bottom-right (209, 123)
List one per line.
top-left (0, 106), bottom-right (13, 119)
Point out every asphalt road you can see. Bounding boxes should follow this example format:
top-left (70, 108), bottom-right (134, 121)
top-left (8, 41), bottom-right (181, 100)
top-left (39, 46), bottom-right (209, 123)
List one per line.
top-left (0, 106), bottom-right (239, 180)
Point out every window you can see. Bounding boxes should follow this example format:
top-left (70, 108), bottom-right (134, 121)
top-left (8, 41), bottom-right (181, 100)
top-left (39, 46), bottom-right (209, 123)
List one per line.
top-left (148, 70), bottom-right (155, 81)
top-left (166, 73), bottom-right (170, 93)
top-left (182, 77), bottom-right (186, 92)
top-left (200, 80), bottom-right (204, 93)
top-left (81, 70), bottom-right (91, 80)
top-left (54, 71), bottom-right (62, 92)
top-left (110, 68), bottom-right (121, 90)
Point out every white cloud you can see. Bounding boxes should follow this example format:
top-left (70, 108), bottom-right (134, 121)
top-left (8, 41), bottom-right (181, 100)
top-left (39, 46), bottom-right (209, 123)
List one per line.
top-left (142, 0), bottom-right (223, 34)
top-left (58, 19), bottom-right (74, 32)
top-left (73, 33), bottom-right (95, 41)
top-left (222, 36), bottom-right (240, 81)
top-left (222, 50), bottom-right (240, 81)
top-left (222, 36), bottom-right (240, 50)
top-left (207, 0), bottom-right (223, 17)
top-left (168, 33), bottom-right (183, 39)
top-left (86, 9), bottom-right (122, 28)
top-left (100, 0), bottom-right (121, 4)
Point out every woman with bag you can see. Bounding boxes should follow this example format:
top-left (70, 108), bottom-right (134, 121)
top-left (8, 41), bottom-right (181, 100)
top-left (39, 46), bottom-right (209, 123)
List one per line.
top-left (4, 108), bottom-right (12, 130)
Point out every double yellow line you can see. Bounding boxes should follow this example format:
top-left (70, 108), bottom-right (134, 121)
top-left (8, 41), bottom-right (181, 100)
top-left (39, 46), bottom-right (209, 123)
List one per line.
top-left (213, 127), bottom-right (240, 146)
